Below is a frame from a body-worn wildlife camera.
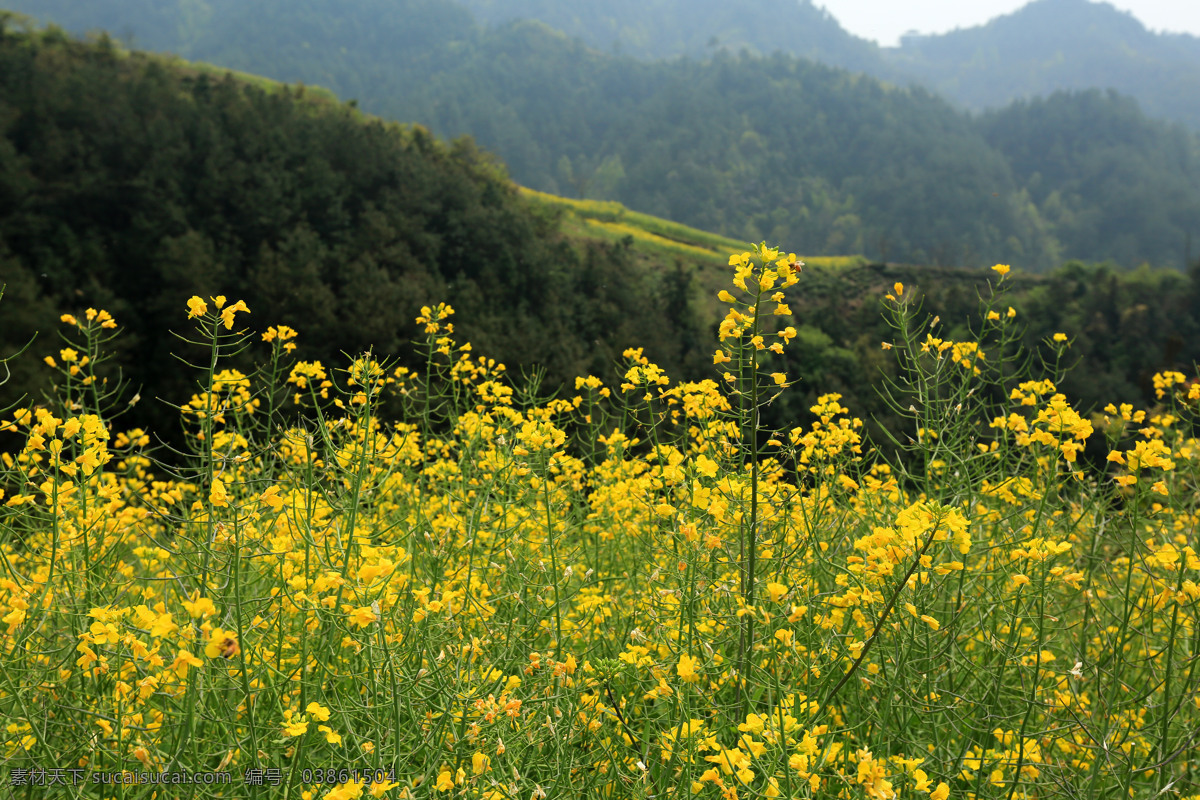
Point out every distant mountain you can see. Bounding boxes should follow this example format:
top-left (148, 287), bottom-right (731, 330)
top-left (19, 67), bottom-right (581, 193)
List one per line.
top-left (404, 0), bottom-right (1200, 131)
top-left (8, 1), bottom-right (1200, 130)
top-left (5, 0), bottom-right (1200, 269)
top-left (0, 0), bottom-right (479, 85)
top-left (887, 0), bottom-right (1200, 130)
top-left (456, 0), bottom-right (895, 75)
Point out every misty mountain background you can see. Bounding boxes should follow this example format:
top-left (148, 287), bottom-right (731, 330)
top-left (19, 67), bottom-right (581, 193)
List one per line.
top-left (4, 0), bottom-right (1199, 270)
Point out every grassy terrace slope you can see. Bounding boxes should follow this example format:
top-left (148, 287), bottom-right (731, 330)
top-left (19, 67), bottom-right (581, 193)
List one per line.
top-left (521, 187), bottom-right (867, 271)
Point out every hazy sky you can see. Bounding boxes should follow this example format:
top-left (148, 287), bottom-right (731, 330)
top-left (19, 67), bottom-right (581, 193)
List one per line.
top-left (816, 0), bottom-right (1200, 46)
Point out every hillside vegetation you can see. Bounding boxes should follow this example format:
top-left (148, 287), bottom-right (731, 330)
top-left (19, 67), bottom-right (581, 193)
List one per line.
top-left (2, 26), bottom-right (1200, 451)
top-left (7, 2), bottom-right (1200, 270)
top-left (0, 24), bottom-right (714, 439)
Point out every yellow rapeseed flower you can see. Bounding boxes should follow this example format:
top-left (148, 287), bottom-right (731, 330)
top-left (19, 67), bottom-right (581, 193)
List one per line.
top-left (694, 455), bottom-right (718, 478)
top-left (171, 649), bottom-right (203, 679)
top-left (259, 485), bottom-right (285, 512)
top-left (220, 299), bottom-right (250, 330)
top-left (282, 719), bottom-right (309, 737)
top-left (677, 653), bottom-right (701, 684)
top-left (349, 606), bottom-right (377, 628)
top-left (210, 477), bottom-right (230, 508)
top-left (204, 628), bottom-right (240, 659)
top-left (327, 781), bottom-right (365, 800)
top-left (183, 593), bottom-right (217, 618)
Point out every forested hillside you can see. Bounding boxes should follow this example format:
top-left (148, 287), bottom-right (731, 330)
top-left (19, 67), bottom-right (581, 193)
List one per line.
top-left (409, 28), bottom-right (1060, 268)
top-left (980, 90), bottom-right (1200, 266)
top-left (6, 2), bottom-right (1200, 270)
top-left (0, 24), bottom-right (709, 437)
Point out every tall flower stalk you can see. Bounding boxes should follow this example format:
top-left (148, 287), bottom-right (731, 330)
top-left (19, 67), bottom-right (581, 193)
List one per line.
top-left (713, 244), bottom-right (802, 719)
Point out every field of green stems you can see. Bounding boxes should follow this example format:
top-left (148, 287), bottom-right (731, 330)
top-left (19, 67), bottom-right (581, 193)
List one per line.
top-left (2, 247), bottom-right (1199, 800)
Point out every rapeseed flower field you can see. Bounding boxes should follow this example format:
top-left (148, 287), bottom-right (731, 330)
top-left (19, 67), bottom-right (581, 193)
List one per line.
top-left (2, 247), bottom-right (1199, 799)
